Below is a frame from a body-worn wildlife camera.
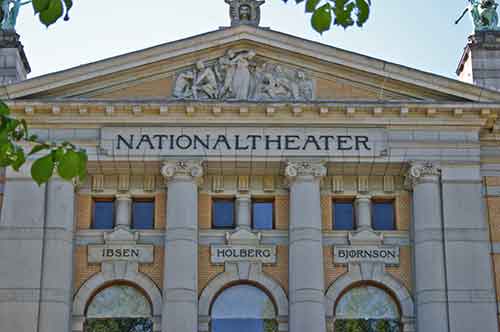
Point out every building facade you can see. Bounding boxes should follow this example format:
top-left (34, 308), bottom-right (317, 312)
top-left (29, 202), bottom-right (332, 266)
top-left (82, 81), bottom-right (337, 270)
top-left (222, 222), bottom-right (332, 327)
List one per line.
top-left (2, 2), bottom-right (500, 332)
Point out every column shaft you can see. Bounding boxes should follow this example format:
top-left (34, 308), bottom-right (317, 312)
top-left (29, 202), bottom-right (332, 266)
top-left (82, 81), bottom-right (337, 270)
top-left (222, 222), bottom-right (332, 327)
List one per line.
top-left (441, 166), bottom-right (497, 332)
top-left (236, 195), bottom-right (251, 230)
top-left (38, 178), bottom-right (75, 332)
top-left (408, 163), bottom-right (448, 332)
top-left (355, 195), bottom-right (372, 230)
top-left (161, 161), bottom-right (202, 332)
top-left (286, 162), bottom-right (326, 332)
top-left (115, 194), bottom-right (132, 228)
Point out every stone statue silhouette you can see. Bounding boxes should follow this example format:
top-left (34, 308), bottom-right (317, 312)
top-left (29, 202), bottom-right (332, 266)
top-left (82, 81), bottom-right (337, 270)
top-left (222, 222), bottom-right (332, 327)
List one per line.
top-left (456, 0), bottom-right (500, 31)
top-left (1, 0), bottom-right (31, 31)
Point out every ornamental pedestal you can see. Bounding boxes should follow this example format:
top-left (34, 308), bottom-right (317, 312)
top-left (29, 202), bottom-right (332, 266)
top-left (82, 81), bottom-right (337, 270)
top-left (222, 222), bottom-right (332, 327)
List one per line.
top-left (285, 162), bottom-right (327, 332)
top-left (161, 161), bottom-right (203, 332)
top-left (0, 30), bottom-right (30, 84)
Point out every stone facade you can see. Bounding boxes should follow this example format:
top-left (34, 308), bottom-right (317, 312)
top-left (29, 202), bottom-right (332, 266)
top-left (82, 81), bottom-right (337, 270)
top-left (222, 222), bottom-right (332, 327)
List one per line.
top-left (3, 17), bottom-right (500, 332)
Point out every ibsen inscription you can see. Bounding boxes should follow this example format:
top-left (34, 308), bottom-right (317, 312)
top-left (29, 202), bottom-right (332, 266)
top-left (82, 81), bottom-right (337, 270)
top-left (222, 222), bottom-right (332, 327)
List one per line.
top-left (101, 127), bottom-right (386, 158)
top-left (333, 246), bottom-right (399, 265)
top-left (88, 244), bottom-right (154, 263)
top-left (211, 245), bottom-right (276, 264)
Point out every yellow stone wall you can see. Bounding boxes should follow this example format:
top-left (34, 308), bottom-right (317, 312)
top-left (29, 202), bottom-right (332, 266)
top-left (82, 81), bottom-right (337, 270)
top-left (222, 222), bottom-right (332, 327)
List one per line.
top-left (74, 245), bottom-right (101, 293)
top-left (386, 247), bottom-right (412, 292)
top-left (324, 246), bottom-right (348, 290)
top-left (139, 246), bottom-right (164, 290)
top-left (199, 193), bottom-right (212, 230)
top-left (198, 245), bottom-right (225, 295)
top-left (92, 77), bottom-right (173, 99)
top-left (275, 195), bottom-right (289, 230)
top-left (262, 245), bottom-right (289, 293)
top-left (77, 194), bottom-right (92, 230)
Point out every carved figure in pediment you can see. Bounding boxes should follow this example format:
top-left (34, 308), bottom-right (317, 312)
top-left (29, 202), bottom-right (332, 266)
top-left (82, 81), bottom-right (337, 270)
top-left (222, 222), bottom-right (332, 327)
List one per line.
top-left (173, 70), bottom-right (195, 99)
top-left (193, 60), bottom-right (218, 99)
top-left (231, 49), bottom-right (256, 99)
top-left (172, 48), bottom-right (315, 101)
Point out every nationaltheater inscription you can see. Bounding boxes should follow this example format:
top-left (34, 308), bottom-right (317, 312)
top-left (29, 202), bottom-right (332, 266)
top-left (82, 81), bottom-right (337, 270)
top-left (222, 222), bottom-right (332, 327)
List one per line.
top-left (211, 245), bottom-right (277, 264)
top-left (333, 246), bottom-right (400, 265)
top-left (101, 127), bottom-right (386, 157)
top-left (88, 245), bottom-right (154, 263)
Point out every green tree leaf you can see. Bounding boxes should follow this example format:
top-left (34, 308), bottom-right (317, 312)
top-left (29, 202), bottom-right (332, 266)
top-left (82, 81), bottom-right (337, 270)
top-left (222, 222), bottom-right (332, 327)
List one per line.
top-left (31, 154), bottom-right (54, 185)
top-left (305, 0), bottom-right (321, 13)
top-left (57, 149), bottom-right (80, 180)
top-left (0, 101), bottom-right (10, 116)
top-left (77, 149), bottom-right (88, 181)
top-left (28, 143), bottom-right (50, 156)
top-left (32, 0), bottom-right (50, 13)
top-left (355, 0), bottom-right (370, 26)
top-left (311, 3), bottom-right (332, 33)
top-left (11, 148), bottom-right (26, 171)
top-left (39, 0), bottom-right (63, 27)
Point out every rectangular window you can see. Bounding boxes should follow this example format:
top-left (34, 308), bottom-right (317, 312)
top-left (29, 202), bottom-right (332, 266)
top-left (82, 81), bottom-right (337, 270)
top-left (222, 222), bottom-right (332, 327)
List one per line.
top-left (132, 198), bottom-right (155, 230)
top-left (212, 198), bottom-right (235, 229)
top-left (333, 199), bottom-right (355, 231)
top-left (252, 199), bottom-right (274, 230)
top-left (372, 200), bottom-right (396, 231)
top-left (92, 198), bottom-right (115, 229)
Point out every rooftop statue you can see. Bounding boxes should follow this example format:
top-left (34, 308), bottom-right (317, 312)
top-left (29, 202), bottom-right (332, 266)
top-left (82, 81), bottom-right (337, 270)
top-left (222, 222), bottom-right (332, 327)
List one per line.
top-left (456, 0), bottom-right (500, 32)
top-left (0, 0), bottom-right (31, 31)
top-left (225, 0), bottom-right (265, 27)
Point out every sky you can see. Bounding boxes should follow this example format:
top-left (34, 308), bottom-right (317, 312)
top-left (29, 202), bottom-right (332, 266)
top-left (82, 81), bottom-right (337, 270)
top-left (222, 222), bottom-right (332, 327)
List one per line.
top-left (14, 0), bottom-right (473, 79)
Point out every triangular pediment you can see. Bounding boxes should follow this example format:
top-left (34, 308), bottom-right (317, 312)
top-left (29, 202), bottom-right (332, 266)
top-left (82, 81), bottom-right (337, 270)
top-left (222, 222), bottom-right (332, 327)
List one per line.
top-left (3, 25), bottom-right (500, 102)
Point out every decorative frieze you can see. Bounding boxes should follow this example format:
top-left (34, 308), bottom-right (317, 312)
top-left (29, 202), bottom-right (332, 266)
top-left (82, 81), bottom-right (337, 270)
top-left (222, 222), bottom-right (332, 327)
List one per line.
top-left (117, 175), bottom-right (130, 192)
top-left (383, 176), bottom-right (395, 193)
top-left (143, 175), bottom-right (155, 192)
top-left (91, 175), bottom-right (104, 192)
top-left (212, 175), bottom-right (224, 192)
top-left (357, 176), bottom-right (369, 193)
top-left (263, 175), bottom-right (275, 192)
top-left (332, 176), bottom-right (344, 192)
top-left (238, 175), bottom-right (249, 192)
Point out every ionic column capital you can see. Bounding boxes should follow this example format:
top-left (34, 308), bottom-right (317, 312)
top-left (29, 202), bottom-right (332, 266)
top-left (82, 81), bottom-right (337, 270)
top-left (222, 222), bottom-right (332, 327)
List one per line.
top-left (284, 161), bottom-right (327, 181)
top-left (161, 160), bottom-right (204, 181)
top-left (405, 161), bottom-right (440, 188)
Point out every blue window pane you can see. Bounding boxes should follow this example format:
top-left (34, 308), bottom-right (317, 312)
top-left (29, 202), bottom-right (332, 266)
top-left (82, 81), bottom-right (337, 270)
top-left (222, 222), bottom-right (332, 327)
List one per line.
top-left (253, 202), bottom-right (274, 230)
top-left (373, 202), bottom-right (395, 230)
top-left (213, 200), bottom-right (235, 229)
top-left (132, 200), bottom-right (155, 230)
top-left (333, 202), bottom-right (354, 230)
top-left (93, 201), bottom-right (114, 229)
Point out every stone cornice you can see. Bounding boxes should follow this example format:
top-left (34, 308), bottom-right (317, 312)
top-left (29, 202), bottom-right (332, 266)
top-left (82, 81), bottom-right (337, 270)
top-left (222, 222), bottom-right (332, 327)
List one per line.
top-left (5, 101), bottom-right (499, 130)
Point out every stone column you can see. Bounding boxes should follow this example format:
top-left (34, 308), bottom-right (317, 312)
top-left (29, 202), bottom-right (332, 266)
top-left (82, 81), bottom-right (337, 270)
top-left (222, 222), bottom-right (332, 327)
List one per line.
top-left (236, 194), bottom-right (251, 230)
top-left (115, 194), bottom-right (132, 228)
top-left (160, 161), bottom-right (203, 332)
top-left (38, 177), bottom-right (75, 332)
top-left (406, 162), bottom-right (448, 332)
top-left (285, 161), bottom-right (327, 332)
top-left (0, 167), bottom-right (74, 332)
top-left (355, 195), bottom-right (372, 230)
top-left (440, 166), bottom-right (497, 332)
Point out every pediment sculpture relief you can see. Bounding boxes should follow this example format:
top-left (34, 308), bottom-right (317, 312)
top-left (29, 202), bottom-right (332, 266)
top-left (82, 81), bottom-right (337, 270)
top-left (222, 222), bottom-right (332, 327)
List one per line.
top-left (173, 49), bottom-right (314, 101)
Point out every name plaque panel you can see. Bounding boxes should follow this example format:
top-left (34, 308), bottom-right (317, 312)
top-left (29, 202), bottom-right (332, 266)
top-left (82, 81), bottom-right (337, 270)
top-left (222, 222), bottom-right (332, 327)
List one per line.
top-left (88, 244), bottom-right (154, 263)
top-left (101, 127), bottom-right (386, 158)
top-left (333, 246), bottom-right (400, 265)
top-left (211, 245), bottom-right (277, 264)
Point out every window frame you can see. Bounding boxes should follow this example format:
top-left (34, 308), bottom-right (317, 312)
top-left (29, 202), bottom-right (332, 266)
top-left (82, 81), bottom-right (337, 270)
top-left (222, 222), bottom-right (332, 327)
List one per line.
top-left (211, 197), bottom-right (236, 230)
top-left (251, 197), bottom-right (275, 230)
top-left (332, 197), bottom-right (356, 231)
top-left (371, 197), bottom-right (397, 231)
top-left (91, 197), bottom-right (116, 230)
top-left (131, 197), bottom-right (156, 230)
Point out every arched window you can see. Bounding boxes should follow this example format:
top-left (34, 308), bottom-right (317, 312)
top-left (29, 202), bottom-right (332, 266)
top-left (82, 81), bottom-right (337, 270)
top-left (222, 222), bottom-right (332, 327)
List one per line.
top-left (334, 285), bottom-right (401, 332)
top-left (84, 285), bottom-right (153, 332)
top-left (211, 284), bottom-right (278, 332)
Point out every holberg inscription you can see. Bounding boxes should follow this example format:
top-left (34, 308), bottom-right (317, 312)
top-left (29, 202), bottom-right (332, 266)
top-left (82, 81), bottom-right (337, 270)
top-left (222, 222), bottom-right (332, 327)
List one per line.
top-left (211, 245), bottom-right (276, 264)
